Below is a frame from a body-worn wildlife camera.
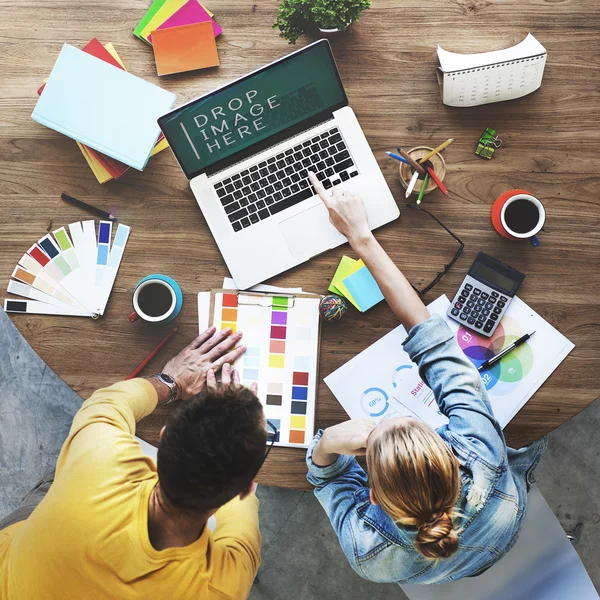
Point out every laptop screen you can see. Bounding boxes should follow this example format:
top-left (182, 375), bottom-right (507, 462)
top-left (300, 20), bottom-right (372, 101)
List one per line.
top-left (158, 40), bottom-right (347, 179)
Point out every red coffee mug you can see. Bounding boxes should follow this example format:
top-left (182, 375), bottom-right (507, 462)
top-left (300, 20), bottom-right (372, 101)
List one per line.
top-left (491, 189), bottom-right (545, 247)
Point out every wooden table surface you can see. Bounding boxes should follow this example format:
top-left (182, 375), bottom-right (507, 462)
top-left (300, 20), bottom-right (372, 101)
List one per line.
top-left (1, 0), bottom-right (599, 489)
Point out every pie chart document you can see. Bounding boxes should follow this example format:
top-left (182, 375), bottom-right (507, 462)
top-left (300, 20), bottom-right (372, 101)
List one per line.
top-left (325, 296), bottom-right (574, 429)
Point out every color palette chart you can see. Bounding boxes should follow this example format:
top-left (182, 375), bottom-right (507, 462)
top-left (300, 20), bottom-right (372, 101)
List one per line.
top-left (4, 220), bottom-right (130, 318)
top-left (212, 291), bottom-right (321, 448)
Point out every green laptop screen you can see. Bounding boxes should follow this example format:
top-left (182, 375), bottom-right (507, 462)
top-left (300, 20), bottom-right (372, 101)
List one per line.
top-left (159, 42), bottom-right (346, 178)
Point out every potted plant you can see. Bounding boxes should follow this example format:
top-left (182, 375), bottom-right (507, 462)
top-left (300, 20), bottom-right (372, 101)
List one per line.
top-left (274, 0), bottom-right (371, 44)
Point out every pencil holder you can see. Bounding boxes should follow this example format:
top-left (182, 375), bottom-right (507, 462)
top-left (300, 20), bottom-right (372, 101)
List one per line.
top-left (398, 146), bottom-right (447, 195)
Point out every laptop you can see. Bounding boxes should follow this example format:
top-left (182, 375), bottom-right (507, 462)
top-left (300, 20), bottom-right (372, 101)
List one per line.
top-left (158, 39), bottom-right (399, 289)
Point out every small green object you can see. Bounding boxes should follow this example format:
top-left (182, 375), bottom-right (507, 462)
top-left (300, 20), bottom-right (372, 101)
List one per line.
top-left (272, 296), bottom-right (289, 310)
top-left (475, 143), bottom-right (495, 159)
top-left (416, 172), bottom-right (429, 204)
top-left (273, 0), bottom-right (371, 44)
top-left (133, 0), bottom-right (168, 42)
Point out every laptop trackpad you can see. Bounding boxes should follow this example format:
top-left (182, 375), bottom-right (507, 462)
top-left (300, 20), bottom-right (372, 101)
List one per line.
top-left (278, 204), bottom-right (346, 260)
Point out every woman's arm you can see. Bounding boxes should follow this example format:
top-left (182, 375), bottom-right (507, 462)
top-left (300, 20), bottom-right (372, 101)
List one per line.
top-left (308, 172), bottom-right (429, 331)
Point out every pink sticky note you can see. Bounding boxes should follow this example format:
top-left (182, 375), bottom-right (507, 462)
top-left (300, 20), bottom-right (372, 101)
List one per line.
top-left (148, 1), bottom-right (222, 43)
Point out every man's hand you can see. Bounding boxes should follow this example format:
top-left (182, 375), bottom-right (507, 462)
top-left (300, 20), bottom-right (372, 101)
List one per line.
top-left (308, 171), bottom-right (373, 247)
top-left (312, 419), bottom-right (376, 467)
top-left (206, 362), bottom-right (259, 395)
top-left (162, 326), bottom-right (246, 400)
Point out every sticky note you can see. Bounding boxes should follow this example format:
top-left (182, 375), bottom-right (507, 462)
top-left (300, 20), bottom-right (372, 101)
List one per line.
top-left (152, 21), bottom-right (219, 76)
top-left (342, 265), bottom-right (384, 312)
top-left (329, 255), bottom-right (362, 309)
top-left (148, 0), bottom-right (222, 43)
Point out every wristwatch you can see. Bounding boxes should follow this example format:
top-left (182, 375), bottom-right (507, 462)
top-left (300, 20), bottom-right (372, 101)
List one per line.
top-left (155, 373), bottom-right (179, 405)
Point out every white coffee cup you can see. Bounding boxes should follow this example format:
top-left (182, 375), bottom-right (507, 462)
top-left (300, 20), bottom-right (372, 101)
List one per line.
top-left (500, 194), bottom-right (545, 246)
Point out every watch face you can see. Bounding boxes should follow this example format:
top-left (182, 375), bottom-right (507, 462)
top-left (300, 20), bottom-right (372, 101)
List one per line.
top-left (160, 373), bottom-right (175, 385)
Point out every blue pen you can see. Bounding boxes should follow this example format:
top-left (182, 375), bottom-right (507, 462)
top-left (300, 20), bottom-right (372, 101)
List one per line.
top-left (385, 151), bottom-right (410, 165)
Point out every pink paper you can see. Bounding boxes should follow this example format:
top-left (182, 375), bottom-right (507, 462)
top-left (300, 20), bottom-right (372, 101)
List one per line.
top-left (148, 1), bottom-right (222, 43)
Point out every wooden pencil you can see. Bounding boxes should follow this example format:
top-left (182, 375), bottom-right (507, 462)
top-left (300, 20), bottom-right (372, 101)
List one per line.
top-left (418, 138), bottom-right (454, 164)
top-left (396, 148), bottom-right (425, 174)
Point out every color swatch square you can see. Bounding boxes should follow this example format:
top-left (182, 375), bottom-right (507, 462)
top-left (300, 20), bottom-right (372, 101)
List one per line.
top-left (269, 354), bottom-right (285, 369)
top-left (270, 340), bottom-right (286, 354)
top-left (221, 308), bottom-right (237, 322)
top-left (271, 311), bottom-right (287, 325)
top-left (222, 293), bottom-right (238, 308)
top-left (292, 386), bottom-right (308, 400)
top-left (267, 382), bottom-right (283, 395)
top-left (293, 372), bottom-right (309, 386)
top-left (290, 415), bottom-right (306, 429)
top-left (243, 368), bottom-right (259, 381)
top-left (272, 296), bottom-right (289, 311)
top-left (291, 401), bottom-right (307, 415)
top-left (294, 356), bottom-right (310, 371)
top-left (270, 326), bottom-right (287, 340)
top-left (289, 430), bottom-right (305, 444)
top-left (244, 356), bottom-right (260, 367)
top-left (221, 321), bottom-right (236, 333)
top-left (296, 327), bottom-right (311, 341)
top-left (152, 21), bottom-right (219, 76)
top-left (266, 394), bottom-right (282, 406)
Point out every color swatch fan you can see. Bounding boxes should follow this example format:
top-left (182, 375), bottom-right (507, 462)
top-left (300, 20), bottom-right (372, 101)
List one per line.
top-left (210, 291), bottom-right (321, 448)
top-left (4, 221), bottom-right (130, 318)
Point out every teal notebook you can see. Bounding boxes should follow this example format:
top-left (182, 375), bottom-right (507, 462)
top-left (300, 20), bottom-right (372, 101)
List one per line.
top-left (32, 44), bottom-right (176, 171)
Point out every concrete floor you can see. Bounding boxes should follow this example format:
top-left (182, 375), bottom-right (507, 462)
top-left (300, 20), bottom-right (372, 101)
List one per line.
top-left (0, 307), bottom-right (598, 598)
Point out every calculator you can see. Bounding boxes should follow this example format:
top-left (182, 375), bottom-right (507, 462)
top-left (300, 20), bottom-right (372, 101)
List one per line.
top-left (447, 253), bottom-right (525, 337)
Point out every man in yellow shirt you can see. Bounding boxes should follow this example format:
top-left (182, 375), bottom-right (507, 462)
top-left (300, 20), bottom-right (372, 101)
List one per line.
top-left (0, 325), bottom-right (270, 599)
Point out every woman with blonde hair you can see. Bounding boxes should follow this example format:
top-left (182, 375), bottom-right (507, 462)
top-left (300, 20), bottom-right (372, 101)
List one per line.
top-left (306, 173), bottom-right (547, 583)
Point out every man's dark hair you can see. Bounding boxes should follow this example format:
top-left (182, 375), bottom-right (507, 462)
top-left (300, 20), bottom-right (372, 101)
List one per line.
top-left (157, 385), bottom-right (267, 512)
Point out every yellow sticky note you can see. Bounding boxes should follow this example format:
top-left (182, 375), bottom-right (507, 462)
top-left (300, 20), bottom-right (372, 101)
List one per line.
top-left (140, 0), bottom-right (189, 43)
top-left (290, 415), bottom-right (306, 429)
top-left (269, 354), bottom-right (285, 369)
top-left (329, 256), bottom-right (363, 310)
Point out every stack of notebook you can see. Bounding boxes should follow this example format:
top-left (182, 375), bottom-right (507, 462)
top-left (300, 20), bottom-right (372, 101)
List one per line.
top-left (134, 0), bottom-right (222, 76)
top-left (32, 41), bottom-right (176, 182)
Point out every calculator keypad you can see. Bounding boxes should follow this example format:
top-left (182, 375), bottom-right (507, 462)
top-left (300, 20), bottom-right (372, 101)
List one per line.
top-left (449, 282), bottom-right (511, 336)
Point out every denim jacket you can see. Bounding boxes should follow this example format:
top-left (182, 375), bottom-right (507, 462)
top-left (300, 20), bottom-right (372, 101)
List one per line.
top-left (306, 315), bottom-right (547, 584)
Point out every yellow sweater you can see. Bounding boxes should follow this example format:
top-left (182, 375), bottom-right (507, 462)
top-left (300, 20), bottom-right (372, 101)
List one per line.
top-left (0, 380), bottom-right (261, 599)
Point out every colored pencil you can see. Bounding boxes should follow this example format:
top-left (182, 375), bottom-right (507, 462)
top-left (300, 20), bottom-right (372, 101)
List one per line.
top-left (61, 193), bottom-right (116, 221)
top-left (405, 170), bottom-right (420, 198)
top-left (424, 164), bottom-right (449, 196)
top-left (127, 327), bottom-right (178, 380)
top-left (396, 148), bottom-right (425, 175)
top-left (386, 151), bottom-right (410, 165)
top-left (418, 138), bottom-right (454, 164)
top-left (416, 172), bottom-right (429, 204)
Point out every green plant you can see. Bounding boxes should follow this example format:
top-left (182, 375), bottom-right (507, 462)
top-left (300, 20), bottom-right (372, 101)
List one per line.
top-left (274, 0), bottom-right (371, 44)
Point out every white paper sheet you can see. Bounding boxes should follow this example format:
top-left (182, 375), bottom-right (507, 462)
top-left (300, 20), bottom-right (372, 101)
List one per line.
top-left (325, 295), bottom-right (574, 429)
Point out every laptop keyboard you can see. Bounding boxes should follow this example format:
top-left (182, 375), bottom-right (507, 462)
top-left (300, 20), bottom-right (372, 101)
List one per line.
top-left (214, 127), bottom-right (358, 232)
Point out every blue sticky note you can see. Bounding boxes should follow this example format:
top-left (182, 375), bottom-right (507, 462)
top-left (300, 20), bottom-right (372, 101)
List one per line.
top-left (31, 44), bottom-right (175, 171)
top-left (342, 266), bottom-right (384, 312)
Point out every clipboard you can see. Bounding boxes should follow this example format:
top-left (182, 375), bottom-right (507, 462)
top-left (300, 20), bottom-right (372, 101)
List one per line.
top-left (207, 289), bottom-right (322, 448)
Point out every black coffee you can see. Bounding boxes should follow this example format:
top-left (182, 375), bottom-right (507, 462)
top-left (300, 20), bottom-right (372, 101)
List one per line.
top-left (138, 283), bottom-right (172, 317)
top-left (504, 199), bottom-right (540, 234)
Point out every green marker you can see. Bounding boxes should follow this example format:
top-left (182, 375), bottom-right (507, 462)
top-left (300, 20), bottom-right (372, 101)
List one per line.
top-left (416, 173), bottom-right (429, 205)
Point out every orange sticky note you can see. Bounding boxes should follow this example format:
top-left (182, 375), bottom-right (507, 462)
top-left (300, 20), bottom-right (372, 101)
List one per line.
top-left (152, 21), bottom-right (219, 76)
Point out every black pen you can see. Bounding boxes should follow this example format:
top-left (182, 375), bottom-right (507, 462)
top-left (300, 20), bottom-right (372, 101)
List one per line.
top-left (61, 193), bottom-right (116, 221)
top-left (478, 331), bottom-right (535, 372)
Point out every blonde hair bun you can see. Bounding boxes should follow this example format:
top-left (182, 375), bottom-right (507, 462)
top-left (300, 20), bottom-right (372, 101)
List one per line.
top-left (415, 512), bottom-right (459, 559)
